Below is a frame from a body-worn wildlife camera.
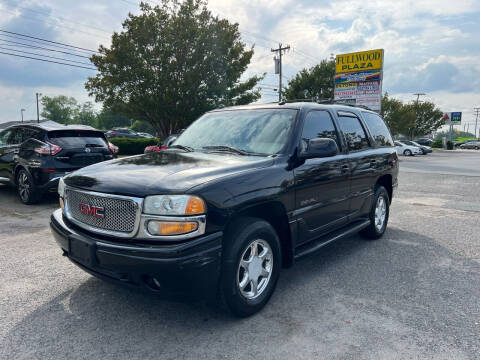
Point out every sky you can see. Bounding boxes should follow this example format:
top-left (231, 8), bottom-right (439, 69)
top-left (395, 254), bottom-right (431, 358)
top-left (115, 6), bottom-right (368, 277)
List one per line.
top-left (0, 0), bottom-right (479, 131)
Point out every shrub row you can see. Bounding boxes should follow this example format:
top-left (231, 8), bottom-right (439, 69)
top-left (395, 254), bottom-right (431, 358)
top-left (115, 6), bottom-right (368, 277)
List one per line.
top-left (109, 137), bottom-right (160, 155)
top-left (431, 139), bottom-right (454, 149)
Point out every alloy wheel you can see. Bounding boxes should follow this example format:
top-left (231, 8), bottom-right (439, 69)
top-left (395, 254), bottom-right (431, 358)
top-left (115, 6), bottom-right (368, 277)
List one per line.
top-left (18, 172), bottom-right (30, 202)
top-left (237, 239), bottom-right (273, 300)
top-left (374, 195), bottom-right (387, 231)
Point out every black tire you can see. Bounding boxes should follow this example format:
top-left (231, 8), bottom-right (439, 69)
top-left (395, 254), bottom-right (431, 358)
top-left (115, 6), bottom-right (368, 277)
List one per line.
top-left (360, 186), bottom-right (390, 240)
top-left (219, 217), bottom-right (281, 317)
top-left (404, 149), bottom-right (412, 156)
top-left (16, 169), bottom-right (40, 204)
top-left (475, 146), bottom-right (479, 150)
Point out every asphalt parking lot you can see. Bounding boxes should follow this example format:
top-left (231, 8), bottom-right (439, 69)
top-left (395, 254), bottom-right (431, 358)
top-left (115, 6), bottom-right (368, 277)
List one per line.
top-left (1, 150), bottom-right (479, 359)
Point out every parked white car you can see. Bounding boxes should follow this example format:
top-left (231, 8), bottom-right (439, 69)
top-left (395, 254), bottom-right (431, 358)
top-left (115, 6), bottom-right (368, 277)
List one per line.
top-left (394, 141), bottom-right (422, 156)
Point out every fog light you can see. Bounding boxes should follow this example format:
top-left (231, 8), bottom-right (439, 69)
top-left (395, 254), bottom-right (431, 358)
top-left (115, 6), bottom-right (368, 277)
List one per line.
top-left (147, 220), bottom-right (198, 236)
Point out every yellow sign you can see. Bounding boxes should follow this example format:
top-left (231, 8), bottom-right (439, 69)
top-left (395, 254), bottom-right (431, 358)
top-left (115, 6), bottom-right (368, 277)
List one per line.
top-left (335, 49), bottom-right (383, 74)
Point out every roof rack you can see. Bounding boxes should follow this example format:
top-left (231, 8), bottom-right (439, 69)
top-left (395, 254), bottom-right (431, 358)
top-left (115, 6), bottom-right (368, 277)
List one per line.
top-left (274, 98), bottom-right (373, 111)
top-left (331, 100), bottom-right (373, 111)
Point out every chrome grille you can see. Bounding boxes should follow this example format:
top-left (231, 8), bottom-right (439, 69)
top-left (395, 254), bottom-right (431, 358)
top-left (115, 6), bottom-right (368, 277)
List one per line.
top-left (65, 188), bottom-right (140, 235)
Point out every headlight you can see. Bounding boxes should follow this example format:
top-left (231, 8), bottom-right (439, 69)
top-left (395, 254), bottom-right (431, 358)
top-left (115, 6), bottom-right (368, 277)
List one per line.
top-left (143, 195), bottom-right (205, 215)
top-left (58, 178), bottom-right (65, 198)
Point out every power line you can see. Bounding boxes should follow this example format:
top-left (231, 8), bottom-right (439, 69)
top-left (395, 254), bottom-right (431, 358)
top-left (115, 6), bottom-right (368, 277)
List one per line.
top-left (0, 51), bottom-right (97, 70)
top-left (0, 38), bottom-right (92, 59)
top-left (0, 29), bottom-right (99, 54)
top-left (0, 46), bottom-right (93, 66)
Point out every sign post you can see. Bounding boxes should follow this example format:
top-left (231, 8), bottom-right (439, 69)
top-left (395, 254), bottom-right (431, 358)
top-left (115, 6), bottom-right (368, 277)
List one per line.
top-left (334, 49), bottom-right (384, 113)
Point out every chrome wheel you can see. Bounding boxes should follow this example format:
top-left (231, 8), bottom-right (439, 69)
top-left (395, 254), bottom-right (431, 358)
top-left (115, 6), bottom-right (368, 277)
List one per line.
top-left (374, 195), bottom-right (387, 231)
top-left (237, 239), bottom-right (273, 300)
top-left (18, 172), bottom-right (30, 202)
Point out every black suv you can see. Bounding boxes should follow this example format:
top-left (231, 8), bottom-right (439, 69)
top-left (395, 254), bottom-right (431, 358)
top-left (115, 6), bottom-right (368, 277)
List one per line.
top-left (0, 122), bottom-right (117, 204)
top-left (50, 103), bottom-right (398, 316)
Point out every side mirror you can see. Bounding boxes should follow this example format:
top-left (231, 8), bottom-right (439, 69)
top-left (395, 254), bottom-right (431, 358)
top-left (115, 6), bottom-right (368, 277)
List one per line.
top-left (299, 138), bottom-right (338, 159)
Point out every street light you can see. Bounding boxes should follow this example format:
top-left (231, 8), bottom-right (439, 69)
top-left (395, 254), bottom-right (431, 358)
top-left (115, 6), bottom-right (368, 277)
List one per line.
top-left (21, 108), bottom-right (25, 123)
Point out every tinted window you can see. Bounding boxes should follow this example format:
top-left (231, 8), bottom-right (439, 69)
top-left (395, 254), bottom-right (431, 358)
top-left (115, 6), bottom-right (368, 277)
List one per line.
top-left (8, 128), bottom-right (24, 145)
top-left (47, 130), bottom-right (107, 148)
top-left (21, 127), bottom-right (42, 142)
top-left (0, 129), bottom-right (12, 146)
top-left (337, 115), bottom-right (370, 151)
top-left (301, 111), bottom-right (339, 148)
top-left (362, 112), bottom-right (394, 147)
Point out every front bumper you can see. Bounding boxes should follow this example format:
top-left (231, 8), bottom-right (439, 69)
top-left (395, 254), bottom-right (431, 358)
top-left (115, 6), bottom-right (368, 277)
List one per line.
top-left (50, 209), bottom-right (222, 298)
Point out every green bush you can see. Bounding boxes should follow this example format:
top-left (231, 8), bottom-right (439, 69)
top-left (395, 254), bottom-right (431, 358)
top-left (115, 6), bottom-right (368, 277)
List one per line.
top-left (431, 139), bottom-right (443, 148)
top-left (110, 137), bottom-right (160, 155)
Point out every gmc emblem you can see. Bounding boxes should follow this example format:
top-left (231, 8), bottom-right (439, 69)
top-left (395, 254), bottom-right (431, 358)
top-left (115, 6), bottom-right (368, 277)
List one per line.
top-left (79, 203), bottom-right (104, 218)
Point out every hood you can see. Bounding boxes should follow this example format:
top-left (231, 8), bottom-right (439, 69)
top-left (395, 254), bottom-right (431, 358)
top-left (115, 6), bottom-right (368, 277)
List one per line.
top-left (63, 150), bottom-right (274, 197)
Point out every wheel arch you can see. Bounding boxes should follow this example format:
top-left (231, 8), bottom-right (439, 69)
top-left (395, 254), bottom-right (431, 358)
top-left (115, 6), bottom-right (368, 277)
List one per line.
top-left (375, 174), bottom-right (393, 204)
top-left (226, 201), bottom-right (293, 268)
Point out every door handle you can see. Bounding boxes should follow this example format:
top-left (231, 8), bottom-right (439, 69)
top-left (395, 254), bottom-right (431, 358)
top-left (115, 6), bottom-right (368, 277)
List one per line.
top-left (341, 164), bottom-right (349, 173)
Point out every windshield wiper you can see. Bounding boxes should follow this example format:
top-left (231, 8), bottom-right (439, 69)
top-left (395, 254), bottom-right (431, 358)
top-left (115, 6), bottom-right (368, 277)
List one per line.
top-left (202, 145), bottom-right (249, 155)
top-left (168, 144), bottom-right (194, 152)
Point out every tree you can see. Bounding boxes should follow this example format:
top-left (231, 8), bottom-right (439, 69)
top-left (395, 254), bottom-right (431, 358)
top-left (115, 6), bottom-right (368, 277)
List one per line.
top-left (410, 101), bottom-right (444, 138)
top-left (73, 101), bottom-right (97, 127)
top-left (381, 94), bottom-right (443, 139)
top-left (131, 120), bottom-right (155, 134)
top-left (40, 95), bottom-right (78, 124)
top-left (86, 0), bottom-right (263, 138)
top-left (381, 93), bottom-right (413, 136)
top-left (284, 60), bottom-right (335, 101)
top-left (96, 107), bottom-right (131, 130)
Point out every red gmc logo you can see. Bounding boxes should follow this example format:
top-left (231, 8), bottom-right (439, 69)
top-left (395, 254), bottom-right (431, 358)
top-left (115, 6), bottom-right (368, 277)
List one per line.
top-left (79, 203), bottom-right (104, 218)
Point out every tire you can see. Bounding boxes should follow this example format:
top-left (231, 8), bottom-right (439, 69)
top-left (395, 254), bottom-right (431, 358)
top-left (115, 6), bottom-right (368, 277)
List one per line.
top-left (360, 185), bottom-right (390, 240)
top-left (16, 169), bottom-right (40, 204)
top-left (219, 217), bottom-right (281, 317)
top-left (404, 149), bottom-right (412, 156)
top-left (475, 146), bottom-right (479, 150)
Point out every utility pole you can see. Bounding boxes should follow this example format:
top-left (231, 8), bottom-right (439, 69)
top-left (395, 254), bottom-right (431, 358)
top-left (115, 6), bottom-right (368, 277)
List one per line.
top-left (21, 108), bottom-right (25, 123)
top-left (271, 43), bottom-right (290, 102)
top-left (412, 93), bottom-right (426, 140)
top-left (36, 92), bottom-right (42, 123)
top-left (474, 107), bottom-right (480, 139)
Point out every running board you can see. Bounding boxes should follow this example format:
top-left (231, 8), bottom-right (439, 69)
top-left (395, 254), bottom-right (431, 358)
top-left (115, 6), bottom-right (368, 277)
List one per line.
top-left (294, 219), bottom-right (371, 260)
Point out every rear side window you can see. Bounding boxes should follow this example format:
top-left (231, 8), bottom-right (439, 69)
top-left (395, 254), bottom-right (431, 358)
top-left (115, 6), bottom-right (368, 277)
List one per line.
top-left (301, 111), bottom-right (340, 149)
top-left (337, 115), bottom-right (370, 151)
top-left (362, 112), bottom-right (394, 147)
top-left (0, 129), bottom-right (12, 146)
top-left (47, 130), bottom-right (107, 148)
top-left (8, 128), bottom-right (24, 145)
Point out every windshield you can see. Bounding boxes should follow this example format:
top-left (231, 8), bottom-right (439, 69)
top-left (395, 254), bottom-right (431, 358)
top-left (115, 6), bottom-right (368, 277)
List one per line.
top-left (172, 109), bottom-right (297, 155)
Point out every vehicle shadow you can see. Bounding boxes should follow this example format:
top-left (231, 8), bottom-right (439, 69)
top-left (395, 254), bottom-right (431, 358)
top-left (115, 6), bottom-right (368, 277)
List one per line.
top-left (2, 227), bottom-right (479, 359)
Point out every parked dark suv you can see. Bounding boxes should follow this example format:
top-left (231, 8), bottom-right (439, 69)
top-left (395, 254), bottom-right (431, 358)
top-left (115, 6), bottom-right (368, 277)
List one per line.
top-left (0, 121), bottom-right (117, 204)
top-left (50, 103), bottom-right (398, 316)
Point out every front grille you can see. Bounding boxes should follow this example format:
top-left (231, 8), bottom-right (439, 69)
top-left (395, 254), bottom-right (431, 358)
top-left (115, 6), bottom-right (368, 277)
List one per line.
top-left (65, 189), bottom-right (139, 234)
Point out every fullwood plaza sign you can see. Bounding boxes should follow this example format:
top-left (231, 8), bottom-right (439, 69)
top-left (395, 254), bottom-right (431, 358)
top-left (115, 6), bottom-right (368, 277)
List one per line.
top-left (334, 49), bottom-right (384, 112)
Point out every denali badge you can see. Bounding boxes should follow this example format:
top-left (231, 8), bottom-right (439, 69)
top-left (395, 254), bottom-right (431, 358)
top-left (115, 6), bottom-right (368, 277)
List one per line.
top-left (79, 203), bottom-right (104, 218)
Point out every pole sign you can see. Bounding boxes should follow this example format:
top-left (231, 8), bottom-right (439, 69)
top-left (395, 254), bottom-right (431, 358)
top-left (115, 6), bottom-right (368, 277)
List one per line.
top-left (334, 49), bottom-right (384, 113)
top-left (443, 112), bottom-right (462, 125)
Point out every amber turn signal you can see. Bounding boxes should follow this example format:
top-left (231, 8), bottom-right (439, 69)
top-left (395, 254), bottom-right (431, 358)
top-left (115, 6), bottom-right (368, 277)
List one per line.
top-left (185, 197), bottom-right (205, 214)
top-left (147, 221), bottom-right (198, 236)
